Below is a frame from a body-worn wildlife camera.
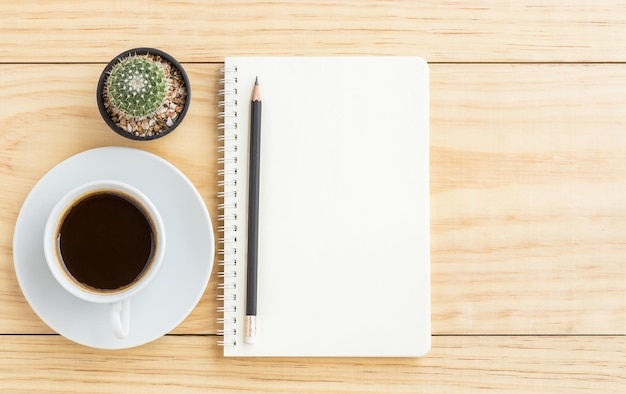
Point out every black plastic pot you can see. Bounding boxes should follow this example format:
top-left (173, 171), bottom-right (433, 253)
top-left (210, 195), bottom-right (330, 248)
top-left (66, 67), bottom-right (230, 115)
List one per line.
top-left (96, 47), bottom-right (191, 141)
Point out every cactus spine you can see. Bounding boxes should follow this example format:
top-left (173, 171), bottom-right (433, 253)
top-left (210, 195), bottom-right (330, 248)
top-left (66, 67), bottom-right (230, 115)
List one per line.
top-left (106, 55), bottom-right (168, 118)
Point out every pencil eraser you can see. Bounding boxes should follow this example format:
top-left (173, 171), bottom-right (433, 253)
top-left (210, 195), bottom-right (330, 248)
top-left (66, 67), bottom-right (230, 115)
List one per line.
top-left (245, 335), bottom-right (257, 344)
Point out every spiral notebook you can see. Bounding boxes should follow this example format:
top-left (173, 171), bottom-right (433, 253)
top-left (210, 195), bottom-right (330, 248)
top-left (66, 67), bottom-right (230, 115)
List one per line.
top-left (217, 57), bottom-right (430, 357)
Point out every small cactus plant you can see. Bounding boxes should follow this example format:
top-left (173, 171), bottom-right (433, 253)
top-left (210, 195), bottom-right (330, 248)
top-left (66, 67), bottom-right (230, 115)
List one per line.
top-left (97, 48), bottom-right (190, 140)
top-left (105, 55), bottom-right (168, 118)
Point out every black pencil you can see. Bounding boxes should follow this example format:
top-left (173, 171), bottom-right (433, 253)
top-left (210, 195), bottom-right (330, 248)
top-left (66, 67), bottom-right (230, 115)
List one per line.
top-left (245, 77), bottom-right (261, 344)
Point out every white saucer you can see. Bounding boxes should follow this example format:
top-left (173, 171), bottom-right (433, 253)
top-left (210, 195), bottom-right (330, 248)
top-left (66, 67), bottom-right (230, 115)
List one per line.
top-left (13, 147), bottom-right (215, 349)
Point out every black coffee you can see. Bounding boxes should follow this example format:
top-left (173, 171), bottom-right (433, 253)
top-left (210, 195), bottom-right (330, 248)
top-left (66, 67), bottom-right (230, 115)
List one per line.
top-left (57, 191), bottom-right (155, 291)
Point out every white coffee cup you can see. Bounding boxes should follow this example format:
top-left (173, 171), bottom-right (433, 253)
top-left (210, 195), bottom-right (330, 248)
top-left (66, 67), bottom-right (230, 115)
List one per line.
top-left (43, 180), bottom-right (166, 339)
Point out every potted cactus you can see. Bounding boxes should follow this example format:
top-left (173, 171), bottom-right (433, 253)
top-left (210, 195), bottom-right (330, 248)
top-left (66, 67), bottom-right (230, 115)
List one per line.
top-left (97, 48), bottom-right (190, 140)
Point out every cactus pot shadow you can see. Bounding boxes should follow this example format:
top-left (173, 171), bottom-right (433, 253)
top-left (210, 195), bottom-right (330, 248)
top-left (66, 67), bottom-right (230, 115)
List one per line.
top-left (97, 48), bottom-right (191, 141)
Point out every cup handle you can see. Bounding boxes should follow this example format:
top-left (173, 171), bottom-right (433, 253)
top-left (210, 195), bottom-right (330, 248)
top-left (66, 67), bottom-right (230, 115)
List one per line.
top-left (109, 299), bottom-right (131, 339)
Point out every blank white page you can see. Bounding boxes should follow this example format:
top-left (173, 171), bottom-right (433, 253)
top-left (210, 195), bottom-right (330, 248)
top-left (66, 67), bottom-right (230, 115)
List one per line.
top-left (220, 57), bottom-right (430, 357)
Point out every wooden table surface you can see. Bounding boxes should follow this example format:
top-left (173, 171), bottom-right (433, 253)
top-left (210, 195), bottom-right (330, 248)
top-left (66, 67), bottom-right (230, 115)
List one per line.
top-left (1, 1), bottom-right (625, 392)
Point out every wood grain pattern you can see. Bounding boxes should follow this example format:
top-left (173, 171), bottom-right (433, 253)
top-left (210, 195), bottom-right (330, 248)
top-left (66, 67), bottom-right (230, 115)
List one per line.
top-left (1, 0), bottom-right (626, 63)
top-left (430, 64), bottom-right (626, 334)
top-left (1, 0), bottom-right (625, 391)
top-left (0, 64), bottom-right (221, 334)
top-left (0, 335), bottom-right (623, 393)
top-left (2, 64), bottom-right (624, 337)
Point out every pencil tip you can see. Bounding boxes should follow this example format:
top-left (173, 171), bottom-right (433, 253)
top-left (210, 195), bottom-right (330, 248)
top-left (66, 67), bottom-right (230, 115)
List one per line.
top-left (252, 77), bottom-right (261, 101)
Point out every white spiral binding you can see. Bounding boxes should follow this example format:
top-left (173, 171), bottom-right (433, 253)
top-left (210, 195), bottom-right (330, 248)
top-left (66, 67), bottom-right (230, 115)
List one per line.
top-left (217, 65), bottom-right (238, 347)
